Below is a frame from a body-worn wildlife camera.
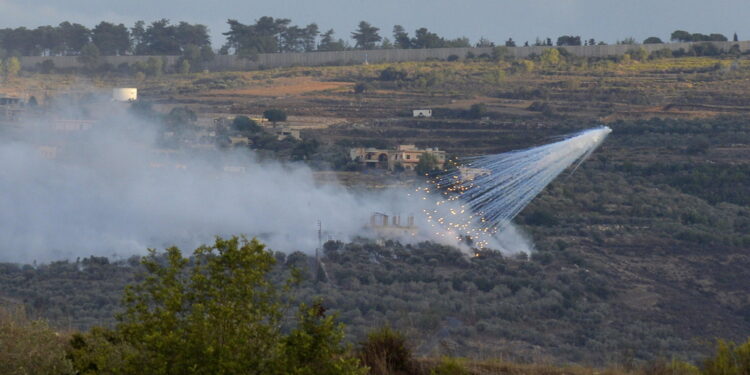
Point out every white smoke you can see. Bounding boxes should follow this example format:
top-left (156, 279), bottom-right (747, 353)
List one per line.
top-left (0, 102), bottom-right (476, 263)
top-left (0, 102), bottom-right (606, 263)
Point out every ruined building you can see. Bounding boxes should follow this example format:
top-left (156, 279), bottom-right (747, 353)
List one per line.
top-left (349, 145), bottom-right (446, 171)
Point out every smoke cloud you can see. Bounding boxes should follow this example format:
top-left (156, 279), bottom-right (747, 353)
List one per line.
top-left (0, 101), bottom-right (533, 264)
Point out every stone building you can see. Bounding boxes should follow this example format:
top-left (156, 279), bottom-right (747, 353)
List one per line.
top-left (349, 144), bottom-right (446, 171)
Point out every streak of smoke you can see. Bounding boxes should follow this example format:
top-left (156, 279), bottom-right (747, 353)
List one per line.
top-left (427, 126), bottom-right (612, 250)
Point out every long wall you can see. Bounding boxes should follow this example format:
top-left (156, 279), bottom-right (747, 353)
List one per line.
top-left (19, 41), bottom-right (750, 72)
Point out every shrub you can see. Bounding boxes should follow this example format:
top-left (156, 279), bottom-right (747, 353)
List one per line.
top-left (233, 115), bottom-right (262, 133)
top-left (354, 82), bottom-right (371, 94)
top-left (264, 108), bottom-right (288, 123)
top-left (0, 306), bottom-right (74, 375)
top-left (357, 327), bottom-right (414, 375)
top-left (430, 357), bottom-right (470, 375)
top-left (703, 339), bottom-right (750, 375)
top-left (379, 66), bottom-right (408, 81)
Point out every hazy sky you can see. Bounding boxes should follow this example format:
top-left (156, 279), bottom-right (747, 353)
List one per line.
top-left (1, 0), bottom-right (748, 47)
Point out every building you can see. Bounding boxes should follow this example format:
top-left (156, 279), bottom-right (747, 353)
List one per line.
top-left (349, 144), bottom-right (446, 171)
top-left (268, 125), bottom-right (301, 141)
top-left (112, 88), bottom-right (137, 102)
top-left (413, 109), bottom-right (432, 118)
top-left (0, 96), bottom-right (23, 122)
top-left (369, 212), bottom-right (417, 237)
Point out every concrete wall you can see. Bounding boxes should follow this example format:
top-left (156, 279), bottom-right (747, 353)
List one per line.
top-left (19, 41), bottom-right (750, 72)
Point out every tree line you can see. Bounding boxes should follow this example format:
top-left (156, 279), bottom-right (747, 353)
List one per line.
top-left (0, 16), bottom-right (739, 58)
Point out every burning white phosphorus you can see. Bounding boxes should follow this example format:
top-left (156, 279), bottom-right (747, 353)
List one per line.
top-left (421, 126), bottom-right (612, 249)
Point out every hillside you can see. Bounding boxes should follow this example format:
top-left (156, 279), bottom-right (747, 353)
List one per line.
top-left (1, 52), bottom-right (749, 365)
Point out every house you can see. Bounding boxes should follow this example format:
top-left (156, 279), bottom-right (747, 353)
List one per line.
top-left (349, 144), bottom-right (446, 171)
top-left (369, 212), bottom-right (417, 237)
top-left (413, 109), bottom-right (432, 118)
top-left (0, 96), bottom-right (23, 122)
top-left (269, 125), bottom-right (301, 141)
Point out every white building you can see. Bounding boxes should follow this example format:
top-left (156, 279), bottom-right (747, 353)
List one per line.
top-left (412, 109), bottom-right (432, 118)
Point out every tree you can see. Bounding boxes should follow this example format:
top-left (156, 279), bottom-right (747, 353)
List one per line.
top-left (411, 28), bottom-right (443, 49)
top-left (58, 22), bottom-right (90, 55)
top-left (222, 17), bottom-right (290, 57)
top-left (264, 108), bottom-right (288, 123)
top-left (232, 115), bottom-right (261, 132)
top-left (392, 25), bottom-right (411, 49)
top-left (131, 21), bottom-right (147, 54)
top-left (2, 57), bottom-right (21, 80)
top-left (111, 237), bottom-right (365, 375)
top-left (351, 21), bottom-right (381, 49)
top-left (540, 48), bottom-right (560, 66)
top-left (734, 32), bottom-right (739, 42)
top-left (671, 30), bottom-right (692, 42)
top-left (643, 36), bottom-right (663, 44)
top-left (467, 103), bottom-right (488, 119)
top-left (415, 152), bottom-right (441, 176)
top-left (281, 301), bottom-right (365, 375)
top-left (165, 106), bottom-right (197, 126)
top-left (177, 59), bottom-right (190, 74)
top-left (505, 37), bottom-right (516, 47)
top-left (91, 22), bottom-right (131, 55)
top-left (318, 29), bottom-right (346, 51)
top-left (475, 37), bottom-right (494, 48)
top-left (77, 43), bottom-right (101, 71)
top-left (556, 35), bottom-right (581, 46)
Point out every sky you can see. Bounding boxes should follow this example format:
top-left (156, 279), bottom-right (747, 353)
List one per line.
top-left (1, 0), bottom-right (748, 47)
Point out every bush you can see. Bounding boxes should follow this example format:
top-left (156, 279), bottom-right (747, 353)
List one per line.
top-left (357, 327), bottom-right (414, 375)
top-left (431, 357), bottom-right (470, 375)
top-left (379, 67), bottom-right (408, 81)
top-left (466, 103), bottom-right (488, 119)
top-left (0, 306), bottom-right (73, 375)
top-left (233, 115), bottom-right (262, 133)
top-left (703, 339), bottom-right (750, 375)
top-left (354, 82), bottom-right (371, 94)
top-left (264, 108), bottom-right (288, 123)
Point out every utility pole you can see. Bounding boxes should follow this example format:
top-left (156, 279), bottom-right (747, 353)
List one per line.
top-left (315, 220), bottom-right (321, 282)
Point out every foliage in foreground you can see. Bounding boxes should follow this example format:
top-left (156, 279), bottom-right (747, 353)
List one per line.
top-left (67, 236), bottom-right (365, 375)
top-left (0, 306), bottom-right (73, 375)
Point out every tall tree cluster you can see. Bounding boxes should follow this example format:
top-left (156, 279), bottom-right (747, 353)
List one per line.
top-left (0, 20), bottom-right (210, 57)
top-left (390, 25), bottom-right (471, 49)
top-left (221, 16), bottom-right (320, 57)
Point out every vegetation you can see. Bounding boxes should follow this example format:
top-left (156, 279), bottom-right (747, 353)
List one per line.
top-left (66, 236), bottom-right (365, 375)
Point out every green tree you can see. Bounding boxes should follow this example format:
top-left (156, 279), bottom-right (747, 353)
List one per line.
top-left (671, 30), bottom-right (692, 42)
top-left (415, 152), bottom-right (441, 176)
top-left (232, 115), bottom-right (262, 132)
top-left (540, 48), bottom-right (560, 66)
top-left (145, 56), bottom-right (163, 76)
top-left (118, 237), bottom-right (285, 374)
top-left (77, 43), bottom-right (100, 71)
top-left (264, 108), bottom-right (288, 123)
top-left (467, 103), bottom-right (488, 119)
top-left (643, 36), bottom-right (663, 44)
top-left (91, 22), bottom-right (131, 55)
top-left (110, 236), bottom-right (363, 375)
top-left (281, 301), bottom-right (365, 375)
top-left (2, 56), bottom-right (21, 80)
top-left (177, 59), bottom-right (190, 74)
top-left (351, 21), bottom-right (381, 49)
top-left (318, 29), bottom-right (346, 51)
top-left (392, 25), bottom-right (411, 49)
top-left (703, 339), bottom-right (750, 375)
